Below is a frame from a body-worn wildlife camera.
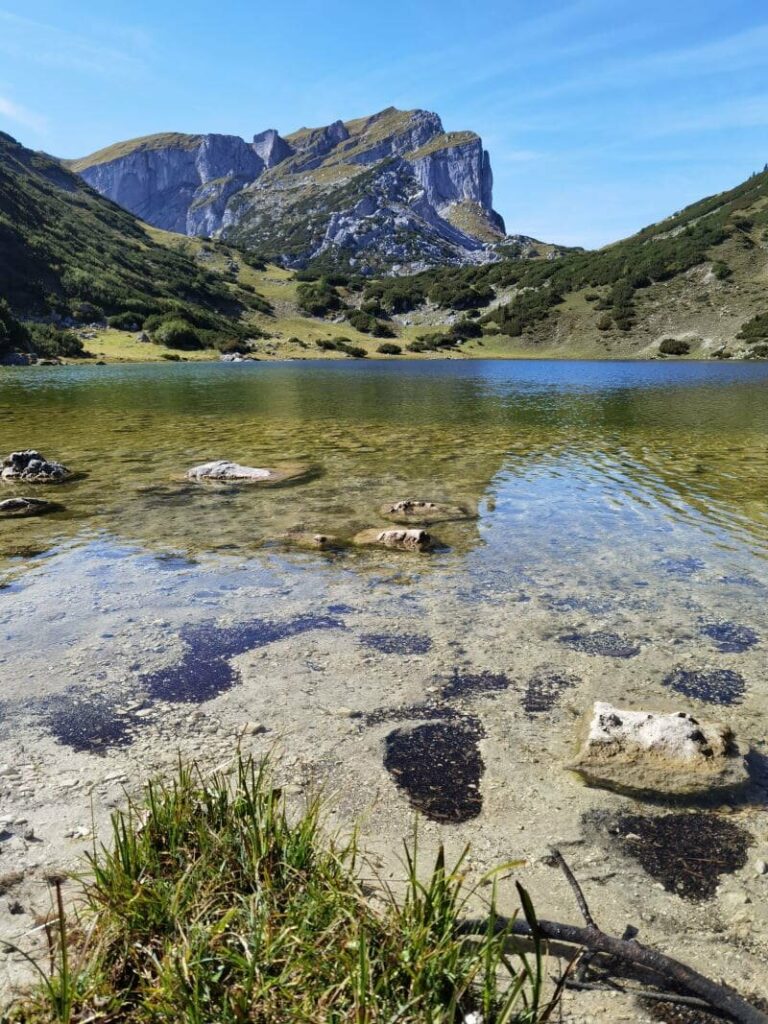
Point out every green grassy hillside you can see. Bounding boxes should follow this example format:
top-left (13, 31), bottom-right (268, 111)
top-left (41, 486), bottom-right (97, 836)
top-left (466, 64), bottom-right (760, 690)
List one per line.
top-left (0, 132), bottom-right (274, 357)
top-left (368, 166), bottom-right (768, 359)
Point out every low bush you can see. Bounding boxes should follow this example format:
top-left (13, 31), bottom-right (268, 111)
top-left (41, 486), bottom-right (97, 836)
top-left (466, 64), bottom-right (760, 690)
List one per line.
top-left (107, 311), bottom-right (144, 331)
top-left (0, 299), bottom-right (29, 354)
top-left (152, 318), bottom-right (204, 350)
top-left (377, 342), bottom-right (402, 355)
top-left (27, 323), bottom-right (86, 358)
top-left (659, 338), bottom-right (691, 356)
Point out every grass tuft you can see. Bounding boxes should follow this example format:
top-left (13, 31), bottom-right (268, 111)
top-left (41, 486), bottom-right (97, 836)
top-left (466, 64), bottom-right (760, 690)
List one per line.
top-left (6, 756), bottom-right (555, 1023)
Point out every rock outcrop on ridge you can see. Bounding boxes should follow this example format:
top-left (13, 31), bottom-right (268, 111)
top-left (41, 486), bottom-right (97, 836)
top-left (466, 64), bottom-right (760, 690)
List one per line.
top-left (68, 108), bottom-right (513, 271)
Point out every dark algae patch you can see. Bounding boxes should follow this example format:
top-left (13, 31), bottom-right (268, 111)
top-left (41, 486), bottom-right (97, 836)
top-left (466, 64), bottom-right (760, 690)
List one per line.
top-left (440, 669), bottom-right (510, 700)
top-left (384, 716), bottom-right (485, 823)
top-left (360, 703), bottom-right (464, 727)
top-left (657, 556), bottom-right (705, 577)
top-left (44, 692), bottom-right (141, 753)
top-left (359, 633), bottom-right (432, 655)
top-left (521, 668), bottom-right (580, 715)
top-left (614, 812), bottom-right (751, 901)
top-left (558, 630), bottom-right (641, 659)
top-left (663, 667), bottom-right (746, 706)
top-left (143, 612), bottom-right (344, 703)
top-left (700, 622), bottom-right (759, 653)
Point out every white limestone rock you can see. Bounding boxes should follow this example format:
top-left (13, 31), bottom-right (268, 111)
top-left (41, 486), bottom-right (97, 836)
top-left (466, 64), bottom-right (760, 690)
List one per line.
top-left (569, 702), bottom-right (748, 797)
top-left (185, 460), bottom-right (312, 487)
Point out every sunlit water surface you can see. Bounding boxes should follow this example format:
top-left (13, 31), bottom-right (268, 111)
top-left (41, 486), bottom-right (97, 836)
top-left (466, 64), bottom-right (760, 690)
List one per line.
top-left (1, 359), bottom-right (767, 752)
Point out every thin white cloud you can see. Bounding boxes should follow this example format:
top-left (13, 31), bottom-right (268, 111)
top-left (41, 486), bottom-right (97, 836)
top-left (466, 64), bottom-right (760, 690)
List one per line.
top-left (0, 9), bottom-right (148, 76)
top-left (0, 94), bottom-right (46, 132)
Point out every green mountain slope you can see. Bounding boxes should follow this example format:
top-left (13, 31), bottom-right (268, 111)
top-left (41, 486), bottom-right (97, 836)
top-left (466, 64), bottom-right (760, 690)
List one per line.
top-left (379, 166), bottom-right (768, 358)
top-left (0, 132), bottom-right (273, 356)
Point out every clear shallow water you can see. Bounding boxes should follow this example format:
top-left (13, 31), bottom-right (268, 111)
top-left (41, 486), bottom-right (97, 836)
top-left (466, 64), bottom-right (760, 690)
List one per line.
top-left (1, 359), bottom-right (767, 743)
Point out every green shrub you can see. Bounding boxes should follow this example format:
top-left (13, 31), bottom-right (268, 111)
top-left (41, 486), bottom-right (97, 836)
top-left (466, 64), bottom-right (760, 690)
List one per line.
top-left (596, 314), bottom-right (613, 331)
top-left (27, 323), bottom-right (86, 358)
top-left (659, 337), bottom-right (691, 356)
top-left (152, 318), bottom-right (204, 350)
top-left (377, 342), bottom-right (402, 355)
top-left (749, 342), bottom-right (768, 357)
top-left (713, 261), bottom-right (732, 280)
top-left (0, 298), bottom-right (29, 353)
top-left (346, 309), bottom-right (377, 333)
top-left (107, 311), bottom-right (144, 331)
top-left (737, 312), bottom-right (768, 344)
top-left (297, 278), bottom-right (345, 316)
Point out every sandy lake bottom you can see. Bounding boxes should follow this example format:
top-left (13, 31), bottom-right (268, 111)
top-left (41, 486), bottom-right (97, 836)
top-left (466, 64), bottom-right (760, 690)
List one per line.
top-left (1, 359), bottom-right (768, 1019)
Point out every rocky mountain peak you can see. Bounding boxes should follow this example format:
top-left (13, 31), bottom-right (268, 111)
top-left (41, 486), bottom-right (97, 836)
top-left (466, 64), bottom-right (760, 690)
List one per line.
top-left (71, 107), bottom-right (508, 271)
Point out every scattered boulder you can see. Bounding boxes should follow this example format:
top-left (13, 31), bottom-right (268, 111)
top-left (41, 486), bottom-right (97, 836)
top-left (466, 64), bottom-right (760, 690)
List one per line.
top-left (185, 461), bottom-right (313, 486)
top-left (0, 497), bottom-right (62, 518)
top-left (280, 530), bottom-right (344, 551)
top-left (1, 450), bottom-right (71, 484)
top-left (352, 528), bottom-right (438, 552)
top-left (569, 701), bottom-right (748, 798)
top-left (380, 499), bottom-right (473, 524)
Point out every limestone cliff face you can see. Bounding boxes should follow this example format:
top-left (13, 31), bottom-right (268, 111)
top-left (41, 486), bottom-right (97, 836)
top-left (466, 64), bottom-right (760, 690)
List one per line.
top-left (71, 108), bottom-right (508, 270)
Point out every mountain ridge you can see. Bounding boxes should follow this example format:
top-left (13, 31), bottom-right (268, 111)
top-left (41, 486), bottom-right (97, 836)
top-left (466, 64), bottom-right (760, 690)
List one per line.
top-left (67, 107), bottom-right (510, 272)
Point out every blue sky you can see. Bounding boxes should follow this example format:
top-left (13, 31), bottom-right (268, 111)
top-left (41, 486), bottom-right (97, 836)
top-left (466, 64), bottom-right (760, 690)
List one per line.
top-left (1, 0), bottom-right (766, 247)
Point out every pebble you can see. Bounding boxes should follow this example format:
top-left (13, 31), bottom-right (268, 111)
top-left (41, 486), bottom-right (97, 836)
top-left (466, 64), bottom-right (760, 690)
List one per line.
top-left (755, 859), bottom-right (767, 876)
top-left (240, 721), bottom-right (266, 735)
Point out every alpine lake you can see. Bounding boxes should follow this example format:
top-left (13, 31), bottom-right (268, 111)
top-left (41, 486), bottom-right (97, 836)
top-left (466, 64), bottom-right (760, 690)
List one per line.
top-left (2, 358), bottom-right (768, 1009)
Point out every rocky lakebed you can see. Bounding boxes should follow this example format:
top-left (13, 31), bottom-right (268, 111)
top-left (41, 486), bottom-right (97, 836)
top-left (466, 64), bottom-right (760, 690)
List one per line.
top-left (1, 359), bottom-right (768, 1021)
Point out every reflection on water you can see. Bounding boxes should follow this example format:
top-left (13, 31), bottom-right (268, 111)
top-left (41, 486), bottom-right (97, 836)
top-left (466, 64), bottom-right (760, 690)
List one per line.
top-left (1, 360), bottom-right (768, 570)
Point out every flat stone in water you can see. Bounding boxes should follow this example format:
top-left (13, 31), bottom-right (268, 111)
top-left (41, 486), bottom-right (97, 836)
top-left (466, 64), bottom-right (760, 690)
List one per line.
top-left (143, 612), bottom-right (344, 704)
top-left (384, 717), bottom-right (485, 823)
top-left (521, 669), bottom-right (580, 715)
top-left (558, 631), bottom-right (640, 659)
top-left (440, 670), bottom-right (510, 700)
top-left (663, 667), bottom-right (746, 706)
top-left (359, 633), bottom-right (432, 655)
top-left (613, 812), bottom-right (751, 901)
top-left (700, 622), bottom-right (758, 653)
top-left (44, 694), bottom-right (140, 753)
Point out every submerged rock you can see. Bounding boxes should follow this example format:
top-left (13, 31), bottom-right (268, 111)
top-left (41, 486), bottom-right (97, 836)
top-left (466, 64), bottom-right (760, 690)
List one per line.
top-left (380, 499), bottom-right (472, 524)
top-left (569, 701), bottom-right (748, 798)
top-left (1, 450), bottom-right (71, 484)
top-left (352, 527), bottom-right (438, 552)
top-left (185, 460), bottom-right (313, 486)
top-left (280, 530), bottom-right (344, 551)
top-left (0, 497), bottom-right (62, 518)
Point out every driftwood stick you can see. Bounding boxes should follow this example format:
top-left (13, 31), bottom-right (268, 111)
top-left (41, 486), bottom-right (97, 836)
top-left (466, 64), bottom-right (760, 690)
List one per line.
top-left (565, 978), bottom-right (712, 1010)
top-left (550, 847), bottom-right (596, 928)
top-left (457, 914), bottom-right (768, 1024)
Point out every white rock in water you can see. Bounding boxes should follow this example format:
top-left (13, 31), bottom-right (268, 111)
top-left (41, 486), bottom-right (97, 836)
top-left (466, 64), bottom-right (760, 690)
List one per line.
top-left (569, 702), bottom-right (748, 797)
top-left (187, 461), bottom-right (272, 482)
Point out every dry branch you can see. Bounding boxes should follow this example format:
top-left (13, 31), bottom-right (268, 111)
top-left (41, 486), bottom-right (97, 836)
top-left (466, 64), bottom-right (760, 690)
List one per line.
top-left (457, 848), bottom-right (768, 1024)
